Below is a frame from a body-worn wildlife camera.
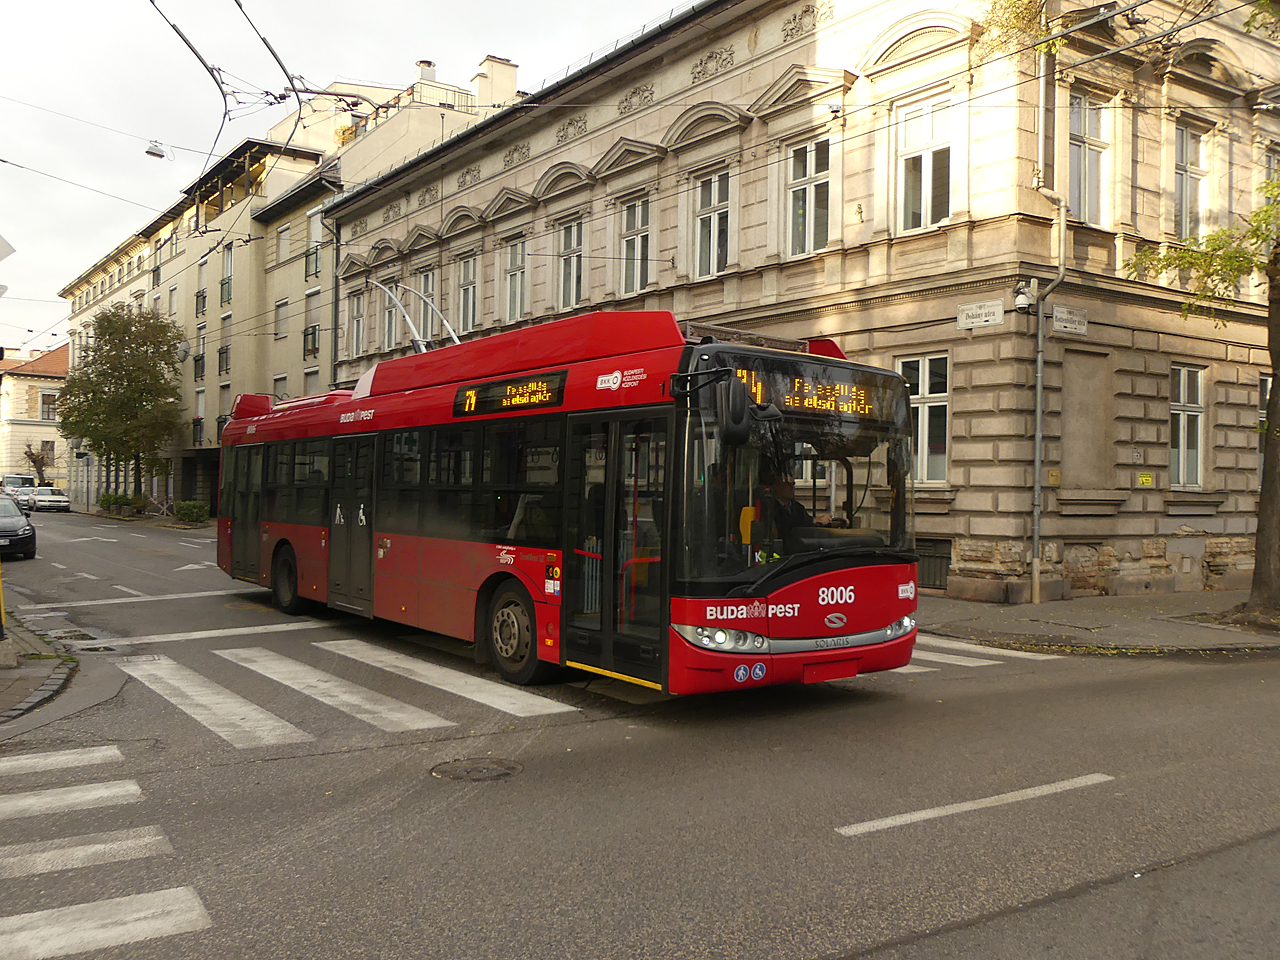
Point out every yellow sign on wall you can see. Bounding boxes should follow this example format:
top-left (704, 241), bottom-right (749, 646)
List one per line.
top-left (1137, 473), bottom-right (1154, 487)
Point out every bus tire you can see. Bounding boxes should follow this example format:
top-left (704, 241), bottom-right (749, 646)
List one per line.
top-left (488, 583), bottom-right (556, 685)
top-left (271, 546), bottom-right (305, 615)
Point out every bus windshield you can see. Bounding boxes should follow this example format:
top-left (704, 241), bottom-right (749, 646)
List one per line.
top-left (677, 352), bottom-right (913, 590)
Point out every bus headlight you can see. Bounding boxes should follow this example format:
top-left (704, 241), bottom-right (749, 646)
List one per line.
top-left (674, 624), bottom-right (770, 653)
top-left (886, 616), bottom-right (916, 640)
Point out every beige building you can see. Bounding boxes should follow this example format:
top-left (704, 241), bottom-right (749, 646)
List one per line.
top-left (60, 62), bottom-right (520, 511)
top-left (321, 0), bottom-right (1275, 600)
top-left (0, 345), bottom-right (69, 489)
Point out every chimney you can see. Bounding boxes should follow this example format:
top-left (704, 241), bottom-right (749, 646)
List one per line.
top-left (417, 60), bottom-right (436, 82)
top-left (472, 56), bottom-right (518, 107)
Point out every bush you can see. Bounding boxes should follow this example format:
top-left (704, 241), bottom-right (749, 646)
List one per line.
top-left (97, 492), bottom-right (129, 509)
top-left (174, 501), bottom-right (209, 523)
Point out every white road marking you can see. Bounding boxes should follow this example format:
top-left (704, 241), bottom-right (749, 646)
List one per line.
top-left (49, 563), bottom-right (66, 570)
top-left (111, 622), bottom-right (330, 646)
top-left (19, 588), bottom-right (255, 611)
top-left (129, 533), bottom-right (147, 538)
top-left (0, 826), bottom-right (172, 879)
top-left (0, 782), bottom-right (143, 822)
top-left (887, 664), bottom-right (938, 674)
top-left (114, 656), bottom-right (312, 748)
top-left (836, 773), bottom-right (1115, 837)
top-left (909, 650), bottom-right (1002, 667)
top-left (177, 542), bottom-right (202, 548)
top-left (215, 648), bottom-right (454, 731)
top-left (916, 634), bottom-right (1059, 661)
top-left (0, 746), bottom-right (123, 778)
top-left (174, 562), bottom-right (219, 572)
top-left (65, 537), bottom-right (118, 543)
top-left (318, 639), bottom-right (579, 717)
top-left (0, 886), bottom-right (211, 958)
top-left (112, 585), bottom-right (147, 597)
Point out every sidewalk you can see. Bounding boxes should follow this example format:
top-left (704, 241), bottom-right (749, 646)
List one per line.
top-left (0, 615), bottom-right (76, 722)
top-left (917, 588), bottom-right (1280, 654)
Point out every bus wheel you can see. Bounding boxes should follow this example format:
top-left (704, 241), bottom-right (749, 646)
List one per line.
top-left (271, 546), bottom-right (305, 615)
top-left (489, 584), bottom-right (555, 685)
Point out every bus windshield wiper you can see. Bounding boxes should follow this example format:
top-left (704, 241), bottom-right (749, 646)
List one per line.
top-left (728, 542), bottom-right (900, 597)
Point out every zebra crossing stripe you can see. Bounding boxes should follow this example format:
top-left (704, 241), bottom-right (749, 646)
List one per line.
top-left (909, 650), bottom-right (1002, 667)
top-left (0, 827), bottom-right (172, 879)
top-left (916, 634), bottom-right (1059, 661)
top-left (316, 640), bottom-right (579, 717)
top-left (0, 886), bottom-right (210, 959)
top-left (115, 656), bottom-right (313, 749)
top-left (0, 747), bottom-right (123, 778)
top-left (0, 782), bottom-right (142, 822)
top-left (214, 648), bottom-right (455, 732)
top-left (888, 664), bottom-right (938, 674)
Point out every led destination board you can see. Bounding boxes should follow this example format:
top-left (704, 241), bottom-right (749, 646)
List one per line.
top-left (733, 367), bottom-right (876, 416)
top-left (453, 370), bottom-right (569, 417)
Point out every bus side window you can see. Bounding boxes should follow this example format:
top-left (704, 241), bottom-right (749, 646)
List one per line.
top-left (425, 427), bottom-right (479, 540)
top-left (293, 439), bottom-right (330, 527)
top-left (264, 441), bottom-right (294, 522)
top-left (481, 420), bottom-right (562, 546)
top-left (378, 429), bottom-right (422, 535)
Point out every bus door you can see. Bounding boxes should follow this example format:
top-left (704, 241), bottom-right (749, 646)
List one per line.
top-left (562, 413), bottom-right (668, 688)
top-left (230, 445), bottom-right (263, 581)
top-left (328, 435), bottom-right (376, 615)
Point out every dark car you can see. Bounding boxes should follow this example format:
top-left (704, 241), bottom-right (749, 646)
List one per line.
top-left (0, 497), bottom-right (36, 559)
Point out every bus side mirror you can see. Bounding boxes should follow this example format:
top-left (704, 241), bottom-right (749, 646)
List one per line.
top-left (717, 377), bottom-right (750, 445)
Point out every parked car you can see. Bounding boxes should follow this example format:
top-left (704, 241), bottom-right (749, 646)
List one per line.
top-left (0, 497), bottom-right (36, 559)
top-left (13, 488), bottom-right (36, 509)
top-left (31, 487), bottom-right (70, 512)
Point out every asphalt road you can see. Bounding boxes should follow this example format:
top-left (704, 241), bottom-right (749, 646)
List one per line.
top-left (0, 512), bottom-right (1276, 959)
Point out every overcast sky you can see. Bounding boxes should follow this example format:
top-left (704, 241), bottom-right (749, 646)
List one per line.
top-left (0, 0), bottom-right (692, 353)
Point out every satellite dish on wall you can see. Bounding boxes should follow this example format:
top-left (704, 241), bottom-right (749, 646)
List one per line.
top-left (175, 340), bottom-right (191, 362)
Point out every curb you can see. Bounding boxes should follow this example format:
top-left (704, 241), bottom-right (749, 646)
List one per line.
top-left (0, 645), bottom-right (78, 721)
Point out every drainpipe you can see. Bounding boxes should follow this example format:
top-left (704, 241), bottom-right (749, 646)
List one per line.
top-left (1032, 49), bottom-right (1068, 604)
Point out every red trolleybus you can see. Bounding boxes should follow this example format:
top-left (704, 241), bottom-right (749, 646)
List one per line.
top-left (217, 310), bottom-right (918, 695)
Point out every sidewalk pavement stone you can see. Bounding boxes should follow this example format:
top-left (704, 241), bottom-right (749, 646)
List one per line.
top-left (0, 613), bottom-right (77, 722)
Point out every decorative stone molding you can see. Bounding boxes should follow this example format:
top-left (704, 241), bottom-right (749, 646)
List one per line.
top-left (691, 47), bottom-right (734, 83)
top-left (416, 185), bottom-right (439, 207)
top-left (781, 2), bottom-right (834, 42)
top-left (457, 166), bottom-right (482, 189)
top-left (556, 116), bottom-right (588, 143)
top-left (618, 84), bottom-right (655, 115)
top-left (382, 201), bottom-right (402, 224)
top-left (350, 218), bottom-right (369, 238)
top-left (1053, 489), bottom-right (1132, 516)
top-left (503, 143), bottom-right (530, 168)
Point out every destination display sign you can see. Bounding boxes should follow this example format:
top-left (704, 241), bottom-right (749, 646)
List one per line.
top-left (734, 368), bottom-right (876, 417)
top-left (453, 370), bottom-right (568, 417)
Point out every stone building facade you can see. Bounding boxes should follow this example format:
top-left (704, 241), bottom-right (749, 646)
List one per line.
top-left (0, 345), bottom-right (69, 488)
top-left (321, 0), bottom-right (1275, 601)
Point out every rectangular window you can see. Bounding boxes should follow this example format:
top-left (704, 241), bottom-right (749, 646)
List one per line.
top-left (898, 100), bottom-right (951, 232)
top-left (697, 171), bottom-right (730, 277)
top-left (168, 285), bottom-right (177, 317)
top-left (1264, 148), bottom-right (1280, 204)
top-left (899, 355), bottom-right (949, 483)
top-left (417, 269), bottom-right (437, 339)
top-left (503, 240), bottom-right (526, 322)
top-left (458, 256), bottom-right (477, 333)
top-left (1175, 124), bottom-right (1204, 240)
top-left (621, 197), bottom-right (650, 294)
top-left (277, 226), bottom-right (290, 265)
top-left (790, 140), bottom-right (830, 255)
top-left (272, 375), bottom-right (288, 401)
top-left (1170, 364), bottom-right (1203, 487)
top-left (274, 299), bottom-right (288, 338)
top-left (560, 219), bottom-right (584, 308)
top-left (1260, 373), bottom-right (1273, 483)
top-left (303, 369), bottom-right (320, 396)
top-left (1069, 92), bottom-right (1106, 224)
top-left (40, 440), bottom-right (54, 461)
top-left (40, 395), bottom-right (57, 421)
top-left (349, 291), bottom-right (364, 356)
top-left (305, 290), bottom-right (321, 332)
top-left (383, 288), bottom-right (399, 349)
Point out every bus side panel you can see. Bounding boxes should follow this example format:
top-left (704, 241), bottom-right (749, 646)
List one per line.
top-left (373, 531), bottom-right (421, 627)
top-left (262, 522), bottom-right (330, 605)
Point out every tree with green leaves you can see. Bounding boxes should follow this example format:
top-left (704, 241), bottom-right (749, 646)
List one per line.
top-left (58, 304), bottom-right (187, 501)
top-left (1128, 185), bottom-right (1280, 623)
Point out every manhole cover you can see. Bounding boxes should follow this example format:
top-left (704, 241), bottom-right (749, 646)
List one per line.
top-left (431, 758), bottom-right (523, 782)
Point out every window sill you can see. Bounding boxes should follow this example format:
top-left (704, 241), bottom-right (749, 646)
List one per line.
top-left (911, 486), bottom-right (955, 514)
top-left (1164, 490), bottom-right (1226, 516)
top-left (1054, 489), bottom-right (1131, 516)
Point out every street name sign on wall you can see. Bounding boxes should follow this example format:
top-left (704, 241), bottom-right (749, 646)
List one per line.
top-left (1053, 306), bottom-right (1089, 336)
top-left (957, 299), bottom-right (1005, 329)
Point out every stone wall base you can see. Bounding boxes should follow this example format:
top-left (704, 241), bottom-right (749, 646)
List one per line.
top-left (947, 575), bottom-right (1068, 605)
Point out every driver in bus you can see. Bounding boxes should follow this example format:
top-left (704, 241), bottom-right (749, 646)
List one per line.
top-left (760, 469), bottom-right (846, 549)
